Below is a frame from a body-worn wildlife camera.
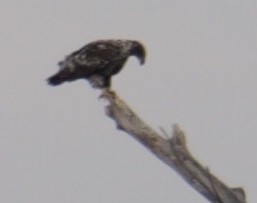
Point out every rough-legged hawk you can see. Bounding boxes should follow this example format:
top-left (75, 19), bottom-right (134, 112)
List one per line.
top-left (47, 39), bottom-right (146, 88)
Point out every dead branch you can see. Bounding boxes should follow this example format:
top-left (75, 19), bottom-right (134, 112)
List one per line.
top-left (100, 90), bottom-right (246, 203)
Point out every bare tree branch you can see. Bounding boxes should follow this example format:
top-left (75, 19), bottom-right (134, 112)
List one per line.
top-left (101, 90), bottom-right (247, 203)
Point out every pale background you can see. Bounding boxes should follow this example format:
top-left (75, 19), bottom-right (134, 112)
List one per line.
top-left (1, 1), bottom-right (257, 202)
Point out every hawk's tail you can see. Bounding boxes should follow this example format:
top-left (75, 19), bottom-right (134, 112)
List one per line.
top-left (47, 73), bottom-right (64, 86)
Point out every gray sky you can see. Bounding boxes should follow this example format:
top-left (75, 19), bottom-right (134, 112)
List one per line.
top-left (1, 0), bottom-right (257, 202)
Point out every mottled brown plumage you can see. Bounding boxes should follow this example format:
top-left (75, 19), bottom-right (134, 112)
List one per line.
top-left (47, 39), bottom-right (146, 88)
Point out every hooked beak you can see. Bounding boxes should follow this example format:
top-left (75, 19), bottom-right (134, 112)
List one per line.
top-left (130, 41), bottom-right (146, 66)
top-left (139, 55), bottom-right (145, 65)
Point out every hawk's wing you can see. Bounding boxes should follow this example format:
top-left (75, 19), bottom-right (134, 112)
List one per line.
top-left (68, 41), bottom-right (123, 72)
top-left (50, 41), bottom-right (125, 85)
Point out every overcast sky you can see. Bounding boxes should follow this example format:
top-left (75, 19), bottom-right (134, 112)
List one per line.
top-left (1, 1), bottom-right (257, 202)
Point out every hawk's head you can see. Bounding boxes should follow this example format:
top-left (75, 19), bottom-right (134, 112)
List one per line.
top-left (129, 41), bottom-right (146, 65)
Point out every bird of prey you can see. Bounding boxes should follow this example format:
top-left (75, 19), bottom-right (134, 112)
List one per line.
top-left (47, 39), bottom-right (146, 89)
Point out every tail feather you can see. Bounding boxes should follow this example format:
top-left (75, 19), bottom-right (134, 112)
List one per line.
top-left (47, 73), bottom-right (64, 86)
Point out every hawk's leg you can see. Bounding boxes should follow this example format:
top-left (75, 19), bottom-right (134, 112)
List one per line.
top-left (88, 75), bottom-right (111, 89)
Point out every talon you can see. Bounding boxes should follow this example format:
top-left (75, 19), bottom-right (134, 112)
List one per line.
top-left (99, 88), bottom-right (116, 100)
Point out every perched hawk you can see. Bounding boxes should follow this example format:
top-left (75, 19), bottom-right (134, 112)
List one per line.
top-left (47, 39), bottom-right (146, 88)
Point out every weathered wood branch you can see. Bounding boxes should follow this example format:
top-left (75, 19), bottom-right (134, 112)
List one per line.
top-left (101, 90), bottom-right (246, 203)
